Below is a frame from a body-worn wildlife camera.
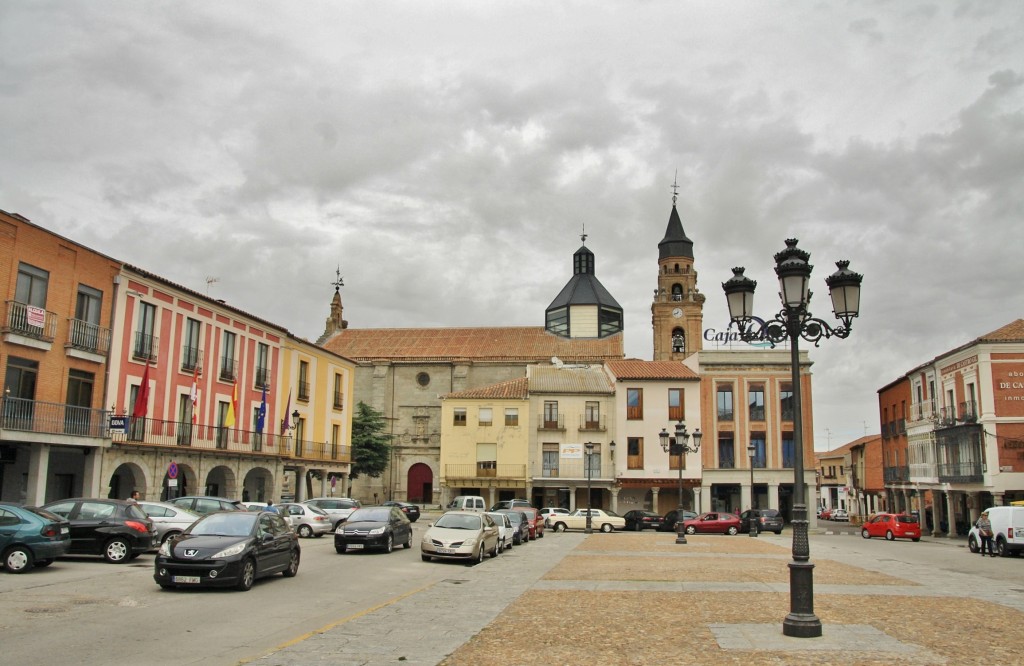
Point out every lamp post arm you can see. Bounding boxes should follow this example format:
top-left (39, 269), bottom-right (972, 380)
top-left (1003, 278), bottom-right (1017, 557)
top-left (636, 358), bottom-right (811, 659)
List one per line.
top-left (729, 308), bottom-right (853, 349)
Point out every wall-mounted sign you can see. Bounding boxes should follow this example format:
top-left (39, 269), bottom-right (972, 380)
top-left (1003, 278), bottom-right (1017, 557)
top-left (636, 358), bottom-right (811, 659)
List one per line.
top-left (703, 317), bottom-right (774, 348)
top-left (561, 443), bottom-right (583, 459)
top-left (109, 415), bottom-right (128, 433)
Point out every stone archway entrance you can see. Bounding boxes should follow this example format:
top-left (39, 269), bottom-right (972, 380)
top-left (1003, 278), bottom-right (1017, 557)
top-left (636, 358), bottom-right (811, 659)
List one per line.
top-left (407, 463), bottom-right (432, 504)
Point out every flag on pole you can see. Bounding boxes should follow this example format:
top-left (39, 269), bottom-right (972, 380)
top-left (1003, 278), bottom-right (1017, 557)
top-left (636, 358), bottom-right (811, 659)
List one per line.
top-left (280, 388), bottom-right (292, 434)
top-left (256, 384), bottom-right (267, 433)
top-left (225, 379), bottom-right (238, 427)
top-left (189, 364), bottom-right (200, 425)
top-left (131, 359), bottom-right (151, 419)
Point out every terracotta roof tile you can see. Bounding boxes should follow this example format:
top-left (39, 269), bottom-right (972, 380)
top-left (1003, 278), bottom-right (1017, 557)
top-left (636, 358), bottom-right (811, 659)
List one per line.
top-left (443, 377), bottom-right (529, 400)
top-left (979, 319), bottom-right (1024, 342)
top-left (606, 358), bottom-right (700, 380)
top-left (322, 326), bottom-right (624, 362)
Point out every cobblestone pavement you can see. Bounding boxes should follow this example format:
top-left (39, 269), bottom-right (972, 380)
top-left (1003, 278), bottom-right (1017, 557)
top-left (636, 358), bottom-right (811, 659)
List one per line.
top-left (254, 528), bottom-right (1024, 666)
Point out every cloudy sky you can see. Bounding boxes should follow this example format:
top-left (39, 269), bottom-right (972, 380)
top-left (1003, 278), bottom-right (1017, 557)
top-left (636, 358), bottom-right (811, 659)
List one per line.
top-left (2, 1), bottom-right (1022, 450)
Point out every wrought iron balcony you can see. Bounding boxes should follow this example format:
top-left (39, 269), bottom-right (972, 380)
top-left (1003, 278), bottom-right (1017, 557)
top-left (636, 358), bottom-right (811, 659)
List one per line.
top-left (254, 367), bottom-right (270, 389)
top-left (958, 400), bottom-right (977, 422)
top-left (1, 396), bottom-right (109, 438)
top-left (219, 358), bottom-right (238, 382)
top-left (749, 406), bottom-right (765, 421)
top-left (532, 459), bottom-right (610, 479)
top-left (66, 318), bottom-right (111, 356)
top-left (717, 409), bottom-right (733, 421)
top-left (538, 414), bottom-right (564, 431)
top-left (181, 346), bottom-right (203, 373)
top-left (3, 300), bottom-right (57, 343)
top-left (297, 381), bottom-right (310, 401)
top-left (445, 463), bottom-right (528, 480)
top-left (937, 461), bottom-right (983, 484)
top-left (132, 331), bottom-right (158, 362)
top-left (579, 414), bottom-right (606, 431)
top-left (883, 466), bottom-right (910, 483)
top-left (910, 399), bottom-right (936, 423)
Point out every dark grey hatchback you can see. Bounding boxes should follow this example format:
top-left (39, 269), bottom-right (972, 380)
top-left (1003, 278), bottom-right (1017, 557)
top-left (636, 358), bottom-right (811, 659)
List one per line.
top-left (739, 509), bottom-right (784, 534)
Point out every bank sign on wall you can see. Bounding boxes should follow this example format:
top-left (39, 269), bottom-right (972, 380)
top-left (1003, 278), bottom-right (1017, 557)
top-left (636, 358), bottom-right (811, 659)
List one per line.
top-left (993, 362), bottom-right (1024, 418)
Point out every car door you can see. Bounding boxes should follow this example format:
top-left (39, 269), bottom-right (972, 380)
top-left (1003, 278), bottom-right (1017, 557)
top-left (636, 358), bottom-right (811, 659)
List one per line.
top-left (0, 507), bottom-right (21, 552)
top-left (391, 508), bottom-right (411, 545)
top-left (254, 513), bottom-right (288, 573)
top-left (45, 500), bottom-right (89, 553)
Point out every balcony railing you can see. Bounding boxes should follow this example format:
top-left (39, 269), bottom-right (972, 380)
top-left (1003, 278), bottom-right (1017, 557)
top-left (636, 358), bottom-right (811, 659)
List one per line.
top-left (579, 414), bottom-right (606, 431)
top-left (958, 400), bottom-right (977, 422)
top-left (937, 407), bottom-right (957, 427)
top-left (1, 397), bottom-right (109, 438)
top-left (181, 346), bottom-right (203, 373)
top-left (883, 466), bottom-right (910, 483)
top-left (66, 318), bottom-right (111, 356)
top-left (717, 409), bottom-right (733, 421)
top-left (531, 459), bottom-right (611, 479)
top-left (132, 331), bottom-right (158, 362)
top-left (937, 461), bottom-right (983, 484)
top-left (910, 400), bottom-right (936, 422)
top-left (219, 358), bottom-right (238, 382)
top-left (3, 301), bottom-right (57, 342)
top-left (749, 406), bottom-right (765, 421)
top-left (333, 390), bottom-right (344, 410)
top-left (445, 464), bottom-right (528, 480)
top-left (780, 407), bottom-right (795, 422)
top-left (538, 414), bottom-right (564, 431)
top-left (254, 367), bottom-right (270, 389)
top-left (113, 417), bottom-right (351, 463)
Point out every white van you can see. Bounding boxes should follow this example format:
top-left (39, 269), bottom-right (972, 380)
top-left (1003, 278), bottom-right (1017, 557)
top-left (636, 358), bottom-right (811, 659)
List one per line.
top-left (447, 495), bottom-right (486, 512)
top-left (967, 506), bottom-right (1024, 556)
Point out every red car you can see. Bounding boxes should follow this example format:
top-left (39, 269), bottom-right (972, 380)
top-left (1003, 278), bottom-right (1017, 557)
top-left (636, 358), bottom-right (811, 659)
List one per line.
top-left (682, 512), bottom-right (742, 535)
top-left (819, 508), bottom-right (832, 520)
top-left (518, 507), bottom-right (545, 539)
top-left (860, 513), bottom-right (921, 542)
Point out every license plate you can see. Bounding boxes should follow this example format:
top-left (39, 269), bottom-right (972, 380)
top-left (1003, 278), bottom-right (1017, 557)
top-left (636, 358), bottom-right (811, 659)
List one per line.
top-left (172, 575), bottom-right (201, 584)
top-left (60, 526), bottom-right (69, 534)
top-left (347, 543), bottom-right (364, 550)
top-left (434, 548), bottom-right (454, 554)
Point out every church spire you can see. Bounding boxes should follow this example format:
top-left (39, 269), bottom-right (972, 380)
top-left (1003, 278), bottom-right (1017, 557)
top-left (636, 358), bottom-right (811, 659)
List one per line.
top-left (316, 265), bottom-right (348, 344)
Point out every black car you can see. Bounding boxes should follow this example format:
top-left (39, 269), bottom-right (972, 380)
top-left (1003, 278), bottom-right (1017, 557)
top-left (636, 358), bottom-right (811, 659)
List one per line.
top-left (659, 509), bottom-right (699, 532)
top-left (495, 509), bottom-right (529, 545)
top-left (382, 500), bottom-right (421, 523)
top-left (335, 506), bottom-right (413, 554)
top-left (623, 510), bottom-right (664, 531)
top-left (739, 509), bottom-right (784, 535)
top-left (170, 496), bottom-right (246, 515)
top-left (40, 498), bottom-right (156, 563)
top-left (154, 510), bottom-right (299, 591)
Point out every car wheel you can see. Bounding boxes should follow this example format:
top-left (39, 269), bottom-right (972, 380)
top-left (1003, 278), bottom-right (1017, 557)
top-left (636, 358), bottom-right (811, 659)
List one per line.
top-left (996, 539), bottom-right (1007, 557)
top-left (601, 523), bottom-right (613, 533)
top-left (471, 545), bottom-right (484, 566)
top-left (161, 530), bottom-right (181, 544)
top-left (103, 538), bottom-right (131, 563)
top-left (282, 549), bottom-right (300, 577)
top-left (158, 583), bottom-right (175, 590)
top-left (421, 554), bottom-right (431, 562)
top-left (885, 531), bottom-right (895, 541)
top-left (35, 558), bottom-right (54, 568)
top-left (3, 546), bottom-right (34, 573)
top-left (912, 537), bottom-right (920, 542)
top-left (404, 532), bottom-right (412, 549)
top-left (236, 558), bottom-right (256, 591)
top-left (554, 522), bottom-right (567, 532)
top-left (685, 525), bottom-right (696, 535)
top-left (775, 530), bottom-right (783, 535)
top-left (335, 544), bottom-right (347, 554)
top-left (490, 540), bottom-right (500, 558)
top-left (861, 528), bottom-right (871, 539)
top-left (968, 536), bottom-right (980, 553)
top-left (727, 526), bottom-right (738, 536)
top-left (298, 524), bottom-right (313, 538)
top-left (384, 534), bottom-right (394, 554)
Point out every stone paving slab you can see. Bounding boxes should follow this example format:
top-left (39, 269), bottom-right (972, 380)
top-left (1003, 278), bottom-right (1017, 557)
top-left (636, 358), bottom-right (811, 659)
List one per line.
top-left (709, 623), bottom-right (946, 663)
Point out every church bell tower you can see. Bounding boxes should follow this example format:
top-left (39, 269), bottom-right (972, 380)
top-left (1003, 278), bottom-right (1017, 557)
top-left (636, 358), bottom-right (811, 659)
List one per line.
top-left (652, 188), bottom-right (704, 361)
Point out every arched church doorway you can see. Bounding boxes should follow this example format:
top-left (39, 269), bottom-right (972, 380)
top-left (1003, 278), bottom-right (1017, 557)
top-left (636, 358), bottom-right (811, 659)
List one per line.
top-left (407, 463), bottom-right (433, 505)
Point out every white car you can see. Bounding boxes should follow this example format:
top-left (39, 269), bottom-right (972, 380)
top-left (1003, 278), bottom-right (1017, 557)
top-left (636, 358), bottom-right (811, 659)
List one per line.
top-left (548, 508), bottom-right (626, 533)
top-left (303, 497), bottom-right (361, 529)
top-left (277, 502), bottom-right (334, 537)
top-left (831, 509), bottom-right (849, 521)
top-left (540, 507), bottom-right (570, 527)
top-left (484, 511), bottom-right (514, 551)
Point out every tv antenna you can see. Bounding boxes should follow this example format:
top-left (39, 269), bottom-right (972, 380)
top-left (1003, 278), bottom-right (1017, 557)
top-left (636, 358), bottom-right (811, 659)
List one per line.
top-left (205, 276), bottom-right (219, 295)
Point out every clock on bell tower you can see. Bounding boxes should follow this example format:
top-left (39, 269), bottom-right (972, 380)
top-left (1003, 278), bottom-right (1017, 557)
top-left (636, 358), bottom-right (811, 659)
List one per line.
top-left (652, 190), bottom-right (704, 361)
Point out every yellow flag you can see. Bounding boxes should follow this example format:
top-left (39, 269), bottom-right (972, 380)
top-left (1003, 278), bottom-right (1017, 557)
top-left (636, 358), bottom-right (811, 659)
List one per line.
top-left (225, 380), bottom-right (238, 427)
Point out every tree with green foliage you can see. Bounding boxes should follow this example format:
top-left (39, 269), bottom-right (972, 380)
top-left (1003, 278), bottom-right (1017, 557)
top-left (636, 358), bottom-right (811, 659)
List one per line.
top-left (350, 401), bottom-right (391, 480)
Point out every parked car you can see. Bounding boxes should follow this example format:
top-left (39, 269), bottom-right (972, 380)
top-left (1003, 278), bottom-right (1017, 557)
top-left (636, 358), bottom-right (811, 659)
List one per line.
top-left (968, 506), bottom-right (1024, 556)
top-left (484, 511), bottom-right (514, 551)
top-left (446, 496), bottom-right (486, 512)
top-left (540, 507), bottom-right (569, 526)
top-left (420, 511), bottom-right (500, 564)
top-left (154, 510), bottom-right (299, 591)
top-left (819, 508), bottom-right (833, 520)
top-left (40, 498), bottom-right (157, 563)
top-left (277, 503), bottom-right (333, 538)
top-left (518, 507), bottom-right (545, 539)
top-left (170, 496), bottom-right (246, 515)
top-left (303, 498), bottom-right (361, 529)
top-left (335, 506), bottom-right (412, 553)
top-left (382, 500), bottom-right (421, 522)
top-left (243, 502), bottom-right (277, 512)
top-left (623, 510), bottom-right (665, 531)
top-left (739, 509), bottom-right (784, 535)
top-left (548, 509), bottom-right (625, 533)
top-left (489, 499), bottom-right (533, 511)
top-left (660, 509), bottom-right (699, 532)
top-left (831, 509), bottom-right (849, 521)
top-left (681, 512), bottom-right (742, 535)
top-left (861, 513), bottom-right (921, 541)
top-left (495, 509), bottom-right (530, 545)
top-left (137, 500), bottom-right (202, 544)
top-left (0, 502), bottom-right (71, 573)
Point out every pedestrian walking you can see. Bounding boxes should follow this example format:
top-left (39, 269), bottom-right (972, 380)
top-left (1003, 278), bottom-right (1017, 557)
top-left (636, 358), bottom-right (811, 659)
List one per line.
top-left (978, 510), bottom-right (996, 557)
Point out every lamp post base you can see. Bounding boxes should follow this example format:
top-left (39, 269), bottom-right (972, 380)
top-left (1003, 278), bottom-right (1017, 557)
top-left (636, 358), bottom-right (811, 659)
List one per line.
top-left (782, 560), bottom-right (822, 637)
top-left (749, 519), bottom-right (758, 537)
top-left (675, 524), bottom-right (687, 544)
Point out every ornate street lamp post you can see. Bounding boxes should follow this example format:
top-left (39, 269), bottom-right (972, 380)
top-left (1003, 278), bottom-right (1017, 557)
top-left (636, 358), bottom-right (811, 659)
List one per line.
top-left (659, 421), bottom-right (702, 544)
top-left (748, 442), bottom-right (758, 538)
top-left (722, 238), bottom-right (863, 639)
top-left (584, 442), bottom-right (595, 534)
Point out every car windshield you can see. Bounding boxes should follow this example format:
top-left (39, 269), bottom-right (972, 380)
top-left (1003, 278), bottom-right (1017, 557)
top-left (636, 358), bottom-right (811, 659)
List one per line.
top-left (435, 514), bottom-right (482, 530)
top-left (348, 508), bottom-right (390, 522)
top-left (189, 512), bottom-right (257, 536)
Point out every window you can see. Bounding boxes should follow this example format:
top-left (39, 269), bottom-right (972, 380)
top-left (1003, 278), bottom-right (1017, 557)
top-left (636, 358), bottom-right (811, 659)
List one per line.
top-left (216, 401), bottom-right (230, 449)
top-left (626, 388), bottom-right (643, 420)
top-left (177, 394), bottom-right (193, 446)
top-left (780, 384), bottom-right (794, 421)
top-left (599, 307), bottom-right (622, 337)
top-left (127, 383), bottom-right (144, 441)
top-left (671, 284), bottom-right (682, 301)
top-left (585, 401), bottom-right (600, 429)
top-left (750, 434), bottom-right (766, 468)
top-left (293, 417), bottom-right (305, 456)
top-left (331, 424), bottom-right (341, 459)
top-left (748, 385), bottom-right (765, 421)
top-left (545, 307), bottom-right (568, 336)
top-left (134, 301), bottom-right (157, 361)
top-left (718, 434), bottom-right (735, 469)
top-left (782, 434), bottom-right (794, 468)
top-left (585, 444), bottom-right (601, 477)
top-left (298, 360), bottom-right (310, 400)
top-left (416, 372), bottom-right (430, 387)
top-left (543, 401), bottom-right (559, 429)
top-left (717, 385), bottom-right (733, 420)
top-left (453, 408), bottom-right (467, 426)
top-left (476, 443), bottom-right (497, 477)
top-left (542, 443), bottom-right (559, 477)
top-left (220, 330), bottom-right (237, 381)
top-left (255, 343), bottom-right (269, 388)
top-left (71, 284), bottom-right (103, 352)
top-left (627, 437), bottom-right (644, 469)
top-left (182, 318), bottom-right (201, 372)
top-left (15, 262), bottom-right (48, 307)
top-left (669, 440), bottom-right (686, 470)
top-left (479, 408), bottom-right (493, 426)
top-left (668, 388), bottom-right (684, 421)
top-left (504, 408), bottom-right (518, 426)
top-left (333, 372), bottom-right (344, 409)
top-left (3, 357), bottom-right (38, 430)
top-left (252, 406), bottom-right (264, 451)
top-left (64, 369), bottom-right (94, 435)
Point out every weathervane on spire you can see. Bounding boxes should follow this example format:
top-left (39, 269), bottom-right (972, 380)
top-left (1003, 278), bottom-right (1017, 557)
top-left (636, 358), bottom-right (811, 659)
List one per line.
top-left (332, 265), bottom-right (344, 292)
top-left (671, 169), bottom-right (680, 204)
top-left (580, 223), bottom-right (587, 245)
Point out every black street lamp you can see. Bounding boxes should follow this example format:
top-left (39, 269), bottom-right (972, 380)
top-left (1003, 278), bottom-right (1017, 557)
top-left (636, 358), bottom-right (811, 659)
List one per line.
top-left (659, 421), bottom-right (702, 544)
top-left (584, 442), bottom-right (595, 534)
top-left (747, 442), bottom-right (758, 538)
top-left (722, 238), bottom-right (863, 639)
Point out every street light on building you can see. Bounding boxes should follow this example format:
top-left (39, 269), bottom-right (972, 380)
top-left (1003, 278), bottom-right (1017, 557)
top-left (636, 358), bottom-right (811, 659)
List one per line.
top-left (584, 442), bottom-right (595, 534)
top-left (747, 442), bottom-right (758, 538)
top-left (659, 421), bottom-right (702, 545)
top-left (722, 238), bottom-right (863, 638)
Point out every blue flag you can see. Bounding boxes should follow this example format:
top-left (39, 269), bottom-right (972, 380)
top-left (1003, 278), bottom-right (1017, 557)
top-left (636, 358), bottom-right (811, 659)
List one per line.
top-left (256, 384), bottom-right (267, 433)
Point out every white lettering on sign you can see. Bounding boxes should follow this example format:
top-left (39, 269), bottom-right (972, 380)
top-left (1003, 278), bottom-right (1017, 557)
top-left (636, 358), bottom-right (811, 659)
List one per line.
top-left (999, 383), bottom-right (1024, 389)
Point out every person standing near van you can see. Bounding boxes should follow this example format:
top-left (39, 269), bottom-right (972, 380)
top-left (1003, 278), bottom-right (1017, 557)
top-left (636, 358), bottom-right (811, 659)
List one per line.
top-left (978, 511), bottom-right (995, 557)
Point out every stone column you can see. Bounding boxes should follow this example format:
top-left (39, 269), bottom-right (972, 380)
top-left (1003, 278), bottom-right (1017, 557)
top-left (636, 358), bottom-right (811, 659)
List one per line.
top-left (320, 470), bottom-right (328, 498)
top-left (930, 490), bottom-right (942, 538)
top-left (969, 492), bottom-right (981, 524)
top-left (768, 483), bottom-right (780, 510)
top-left (945, 490), bottom-right (957, 538)
top-left (651, 486), bottom-right (660, 512)
top-left (741, 481), bottom-right (752, 514)
top-left (488, 487), bottom-right (496, 507)
top-left (993, 492), bottom-right (1005, 507)
top-left (294, 466), bottom-right (307, 502)
top-left (26, 444), bottom-right (49, 506)
top-left (610, 486), bottom-right (620, 514)
top-left (568, 485), bottom-right (577, 511)
top-left (82, 447), bottom-right (103, 498)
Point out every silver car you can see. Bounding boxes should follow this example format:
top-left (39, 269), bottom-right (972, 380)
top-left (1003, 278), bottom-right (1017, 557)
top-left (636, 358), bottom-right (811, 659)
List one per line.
top-left (303, 497), bottom-right (361, 529)
top-left (421, 510), bottom-right (500, 565)
top-left (277, 502), bottom-right (333, 537)
top-left (137, 500), bottom-right (201, 545)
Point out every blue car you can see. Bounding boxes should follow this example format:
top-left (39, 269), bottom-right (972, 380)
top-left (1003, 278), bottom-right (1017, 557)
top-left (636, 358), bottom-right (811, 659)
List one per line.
top-left (0, 502), bottom-right (71, 573)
